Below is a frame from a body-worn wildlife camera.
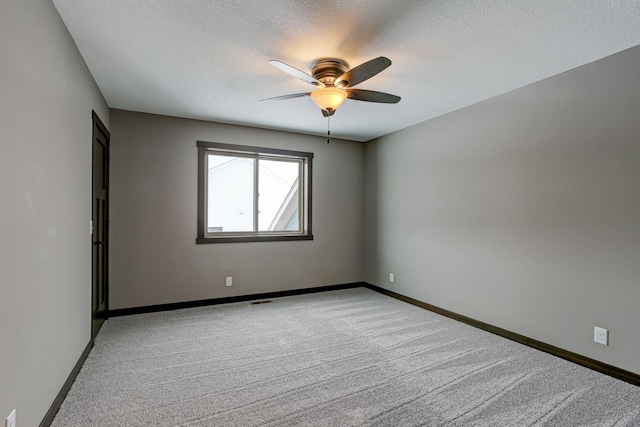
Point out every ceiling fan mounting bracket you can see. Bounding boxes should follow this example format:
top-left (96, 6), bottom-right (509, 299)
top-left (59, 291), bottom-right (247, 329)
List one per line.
top-left (312, 59), bottom-right (348, 86)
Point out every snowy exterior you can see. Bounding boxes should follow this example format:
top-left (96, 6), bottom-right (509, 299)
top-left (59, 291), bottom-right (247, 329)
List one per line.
top-left (207, 154), bottom-right (300, 233)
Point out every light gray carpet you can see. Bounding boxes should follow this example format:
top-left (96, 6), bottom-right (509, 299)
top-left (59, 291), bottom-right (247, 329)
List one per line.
top-left (52, 288), bottom-right (640, 426)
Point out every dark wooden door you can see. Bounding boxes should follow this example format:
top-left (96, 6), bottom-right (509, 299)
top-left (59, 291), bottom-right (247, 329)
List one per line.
top-left (92, 111), bottom-right (110, 339)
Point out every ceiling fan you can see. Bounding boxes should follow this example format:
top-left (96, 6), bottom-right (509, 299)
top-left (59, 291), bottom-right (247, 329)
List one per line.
top-left (260, 57), bottom-right (401, 117)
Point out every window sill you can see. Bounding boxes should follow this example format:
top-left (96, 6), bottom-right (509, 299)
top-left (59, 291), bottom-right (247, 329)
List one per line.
top-left (196, 234), bottom-right (314, 244)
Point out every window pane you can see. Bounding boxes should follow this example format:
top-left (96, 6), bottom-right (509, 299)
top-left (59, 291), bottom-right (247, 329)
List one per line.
top-left (258, 159), bottom-right (300, 231)
top-left (207, 154), bottom-right (255, 232)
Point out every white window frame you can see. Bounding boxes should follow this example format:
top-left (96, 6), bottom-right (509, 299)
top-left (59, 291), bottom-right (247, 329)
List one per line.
top-left (196, 141), bottom-right (313, 243)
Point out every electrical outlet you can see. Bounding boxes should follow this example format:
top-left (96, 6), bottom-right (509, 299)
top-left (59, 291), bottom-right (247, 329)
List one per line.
top-left (594, 327), bottom-right (608, 346)
top-left (389, 273), bottom-right (394, 283)
top-left (225, 276), bottom-right (232, 287)
top-left (5, 409), bottom-right (16, 427)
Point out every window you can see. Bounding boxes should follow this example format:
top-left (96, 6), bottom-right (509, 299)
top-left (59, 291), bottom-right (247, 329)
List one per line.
top-left (197, 141), bottom-right (313, 243)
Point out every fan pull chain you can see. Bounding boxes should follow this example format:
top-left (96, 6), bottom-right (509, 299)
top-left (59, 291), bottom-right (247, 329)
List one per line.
top-left (327, 115), bottom-right (331, 144)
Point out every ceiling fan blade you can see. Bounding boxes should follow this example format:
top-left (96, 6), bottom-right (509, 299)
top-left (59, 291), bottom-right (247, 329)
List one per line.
top-left (335, 57), bottom-right (392, 88)
top-left (268, 60), bottom-right (325, 87)
top-left (259, 93), bottom-right (310, 103)
top-left (347, 89), bottom-right (401, 103)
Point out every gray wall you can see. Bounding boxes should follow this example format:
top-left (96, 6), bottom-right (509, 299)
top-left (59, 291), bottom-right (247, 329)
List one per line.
top-left (0, 0), bottom-right (109, 425)
top-left (109, 110), bottom-right (364, 309)
top-left (364, 45), bottom-right (640, 374)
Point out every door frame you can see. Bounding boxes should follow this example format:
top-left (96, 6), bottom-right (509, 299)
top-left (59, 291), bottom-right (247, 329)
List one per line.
top-left (91, 110), bottom-right (110, 340)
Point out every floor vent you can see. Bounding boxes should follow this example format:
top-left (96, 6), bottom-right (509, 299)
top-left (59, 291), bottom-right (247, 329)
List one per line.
top-left (250, 300), bottom-right (273, 305)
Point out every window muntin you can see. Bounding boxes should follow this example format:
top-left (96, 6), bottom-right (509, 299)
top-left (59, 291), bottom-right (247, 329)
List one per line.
top-left (197, 141), bottom-right (313, 243)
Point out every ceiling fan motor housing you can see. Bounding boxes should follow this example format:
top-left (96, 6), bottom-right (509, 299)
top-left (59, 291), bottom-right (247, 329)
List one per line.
top-left (312, 59), bottom-right (349, 87)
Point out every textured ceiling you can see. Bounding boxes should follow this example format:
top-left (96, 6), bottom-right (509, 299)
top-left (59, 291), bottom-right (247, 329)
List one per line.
top-left (52, 0), bottom-right (640, 142)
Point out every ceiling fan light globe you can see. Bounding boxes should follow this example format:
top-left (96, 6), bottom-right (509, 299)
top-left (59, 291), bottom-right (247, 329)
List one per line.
top-left (310, 87), bottom-right (347, 112)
